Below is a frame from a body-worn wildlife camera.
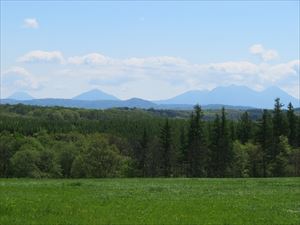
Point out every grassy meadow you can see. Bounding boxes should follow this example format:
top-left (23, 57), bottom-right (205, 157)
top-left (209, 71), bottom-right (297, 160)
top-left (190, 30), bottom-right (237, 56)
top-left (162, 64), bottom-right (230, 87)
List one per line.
top-left (0, 178), bottom-right (299, 225)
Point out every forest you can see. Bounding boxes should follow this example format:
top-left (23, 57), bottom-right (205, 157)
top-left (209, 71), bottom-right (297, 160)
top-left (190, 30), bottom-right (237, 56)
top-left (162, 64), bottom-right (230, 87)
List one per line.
top-left (0, 98), bottom-right (299, 178)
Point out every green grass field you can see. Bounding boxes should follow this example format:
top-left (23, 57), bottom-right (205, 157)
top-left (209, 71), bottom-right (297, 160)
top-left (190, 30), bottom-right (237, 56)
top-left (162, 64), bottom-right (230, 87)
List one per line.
top-left (0, 178), bottom-right (299, 225)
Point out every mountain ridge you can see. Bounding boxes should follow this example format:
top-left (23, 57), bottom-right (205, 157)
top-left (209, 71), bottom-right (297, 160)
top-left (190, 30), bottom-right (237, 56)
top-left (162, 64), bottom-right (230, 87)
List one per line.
top-left (4, 85), bottom-right (299, 109)
top-left (157, 85), bottom-right (299, 108)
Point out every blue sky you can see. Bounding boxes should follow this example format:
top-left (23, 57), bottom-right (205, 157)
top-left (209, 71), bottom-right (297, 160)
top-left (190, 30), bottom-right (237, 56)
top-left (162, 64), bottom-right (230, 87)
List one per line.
top-left (1, 1), bottom-right (299, 100)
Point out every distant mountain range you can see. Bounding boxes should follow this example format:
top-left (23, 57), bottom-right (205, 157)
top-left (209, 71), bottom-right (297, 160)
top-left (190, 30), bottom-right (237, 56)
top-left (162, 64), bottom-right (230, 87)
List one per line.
top-left (156, 85), bottom-right (299, 108)
top-left (3, 86), bottom-right (299, 109)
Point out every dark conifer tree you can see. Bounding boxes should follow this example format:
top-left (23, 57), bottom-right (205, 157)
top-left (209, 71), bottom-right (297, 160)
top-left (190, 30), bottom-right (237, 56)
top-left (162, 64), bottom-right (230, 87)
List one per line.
top-left (179, 126), bottom-right (187, 159)
top-left (179, 125), bottom-right (188, 175)
top-left (219, 107), bottom-right (233, 177)
top-left (237, 111), bottom-right (252, 144)
top-left (229, 121), bottom-right (237, 142)
top-left (210, 109), bottom-right (233, 177)
top-left (209, 114), bottom-right (222, 177)
top-left (187, 105), bottom-right (209, 177)
top-left (160, 119), bottom-right (172, 177)
top-left (257, 109), bottom-right (273, 177)
top-left (272, 98), bottom-right (289, 160)
top-left (137, 128), bottom-right (148, 176)
top-left (287, 102), bottom-right (297, 147)
top-left (297, 117), bottom-right (300, 147)
top-left (273, 98), bottom-right (289, 140)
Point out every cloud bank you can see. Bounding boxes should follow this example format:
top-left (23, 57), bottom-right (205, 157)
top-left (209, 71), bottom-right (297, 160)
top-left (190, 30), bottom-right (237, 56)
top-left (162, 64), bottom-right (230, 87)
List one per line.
top-left (5, 48), bottom-right (300, 99)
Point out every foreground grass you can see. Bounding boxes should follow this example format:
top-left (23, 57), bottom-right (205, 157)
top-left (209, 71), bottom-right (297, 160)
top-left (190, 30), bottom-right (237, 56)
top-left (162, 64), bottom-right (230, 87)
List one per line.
top-left (0, 178), bottom-right (299, 225)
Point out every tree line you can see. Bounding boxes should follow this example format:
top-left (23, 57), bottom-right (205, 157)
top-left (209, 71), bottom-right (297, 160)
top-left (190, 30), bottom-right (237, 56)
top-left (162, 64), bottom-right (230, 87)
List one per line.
top-left (0, 98), bottom-right (299, 178)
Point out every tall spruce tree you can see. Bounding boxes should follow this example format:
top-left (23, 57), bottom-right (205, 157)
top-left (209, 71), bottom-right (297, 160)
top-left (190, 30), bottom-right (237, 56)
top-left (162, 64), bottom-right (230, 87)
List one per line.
top-left (187, 105), bottom-right (208, 177)
top-left (138, 128), bottom-right (148, 176)
top-left (297, 117), bottom-right (300, 147)
top-left (219, 107), bottom-right (233, 176)
top-left (229, 121), bottom-right (237, 141)
top-left (273, 98), bottom-right (289, 158)
top-left (237, 111), bottom-right (252, 144)
top-left (210, 108), bottom-right (233, 177)
top-left (257, 109), bottom-right (273, 177)
top-left (209, 114), bottom-right (222, 177)
top-left (179, 125), bottom-right (188, 175)
top-left (271, 98), bottom-right (290, 176)
top-left (287, 102), bottom-right (297, 147)
top-left (159, 119), bottom-right (172, 177)
top-left (273, 98), bottom-right (289, 141)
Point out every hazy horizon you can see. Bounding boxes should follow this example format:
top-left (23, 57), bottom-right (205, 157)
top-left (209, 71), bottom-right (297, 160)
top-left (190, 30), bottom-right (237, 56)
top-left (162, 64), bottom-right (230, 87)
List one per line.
top-left (1, 1), bottom-right (299, 100)
top-left (4, 84), bottom-right (300, 102)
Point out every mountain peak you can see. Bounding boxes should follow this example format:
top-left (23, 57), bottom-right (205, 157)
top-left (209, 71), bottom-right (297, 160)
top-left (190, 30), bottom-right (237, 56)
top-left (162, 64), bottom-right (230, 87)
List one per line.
top-left (7, 91), bottom-right (34, 100)
top-left (88, 88), bottom-right (105, 93)
top-left (73, 89), bottom-right (119, 101)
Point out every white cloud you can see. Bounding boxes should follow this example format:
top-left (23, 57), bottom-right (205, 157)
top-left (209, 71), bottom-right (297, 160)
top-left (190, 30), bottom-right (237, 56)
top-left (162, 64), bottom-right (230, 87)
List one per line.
top-left (23, 18), bottom-right (39, 29)
top-left (3, 67), bottom-right (31, 76)
top-left (249, 44), bottom-right (279, 61)
top-left (68, 54), bottom-right (188, 67)
top-left (2, 67), bottom-right (40, 90)
top-left (68, 53), bottom-right (113, 65)
top-left (18, 50), bottom-right (65, 64)
top-left (123, 56), bottom-right (188, 67)
top-left (194, 60), bottom-right (298, 87)
top-left (264, 60), bottom-right (300, 82)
